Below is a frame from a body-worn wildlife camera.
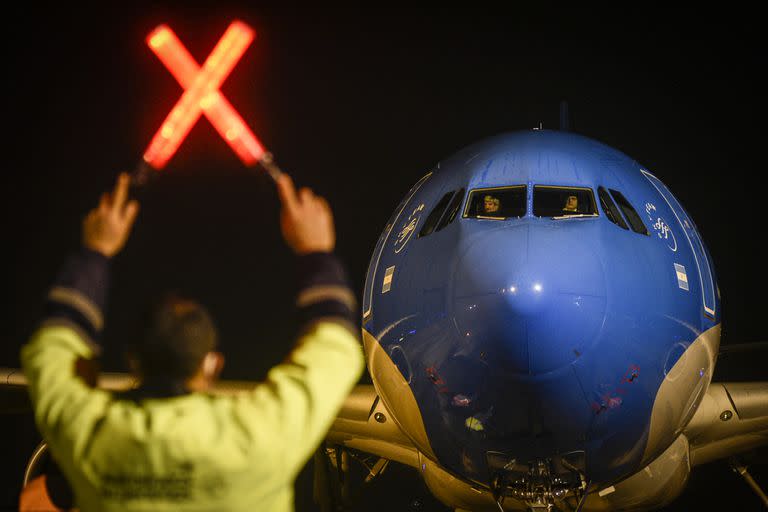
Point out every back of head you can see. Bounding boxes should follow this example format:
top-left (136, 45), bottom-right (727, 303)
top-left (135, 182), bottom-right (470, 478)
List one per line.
top-left (133, 294), bottom-right (218, 381)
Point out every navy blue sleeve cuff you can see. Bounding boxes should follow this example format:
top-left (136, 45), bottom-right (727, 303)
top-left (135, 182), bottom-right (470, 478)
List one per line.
top-left (294, 252), bottom-right (358, 336)
top-left (43, 247), bottom-right (110, 345)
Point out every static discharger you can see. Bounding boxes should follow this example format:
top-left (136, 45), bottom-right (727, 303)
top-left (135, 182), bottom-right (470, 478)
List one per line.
top-left (135, 21), bottom-right (283, 185)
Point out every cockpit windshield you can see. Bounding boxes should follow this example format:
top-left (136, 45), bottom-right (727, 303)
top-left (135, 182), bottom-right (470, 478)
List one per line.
top-left (464, 186), bottom-right (526, 219)
top-left (533, 186), bottom-right (597, 218)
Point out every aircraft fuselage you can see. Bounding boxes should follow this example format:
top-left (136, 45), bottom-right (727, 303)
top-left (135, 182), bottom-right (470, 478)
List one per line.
top-left (361, 130), bottom-right (721, 499)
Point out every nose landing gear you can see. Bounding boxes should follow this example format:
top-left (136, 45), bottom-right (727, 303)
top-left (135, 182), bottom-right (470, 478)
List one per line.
top-left (488, 456), bottom-right (588, 512)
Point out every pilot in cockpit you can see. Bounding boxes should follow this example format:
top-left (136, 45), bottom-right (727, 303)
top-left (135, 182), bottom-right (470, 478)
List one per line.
top-left (563, 195), bottom-right (579, 213)
top-left (482, 195), bottom-right (501, 215)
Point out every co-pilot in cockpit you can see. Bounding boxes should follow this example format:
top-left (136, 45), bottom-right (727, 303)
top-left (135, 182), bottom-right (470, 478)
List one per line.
top-left (482, 195), bottom-right (501, 215)
top-left (563, 195), bottom-right (579, 213)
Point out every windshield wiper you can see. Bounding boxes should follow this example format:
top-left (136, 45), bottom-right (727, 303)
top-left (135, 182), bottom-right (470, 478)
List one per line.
top-left (551, 213), bottom-right (599, 220)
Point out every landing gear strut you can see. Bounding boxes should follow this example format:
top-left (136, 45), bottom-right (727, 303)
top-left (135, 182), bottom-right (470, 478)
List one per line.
top-left (730, 457), bottom-right (768, 509)
top-left (314, 443), bottom-right (392, 511)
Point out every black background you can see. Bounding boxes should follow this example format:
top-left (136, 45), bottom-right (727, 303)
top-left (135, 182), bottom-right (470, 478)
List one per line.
top-left (1, 5), bottom-right (765, 511)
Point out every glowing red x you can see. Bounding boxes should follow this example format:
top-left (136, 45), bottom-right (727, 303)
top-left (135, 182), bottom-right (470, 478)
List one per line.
top-left (142, 21), bottom-right (266, 171)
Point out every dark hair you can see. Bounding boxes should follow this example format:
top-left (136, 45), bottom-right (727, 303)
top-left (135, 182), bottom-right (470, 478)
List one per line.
top-left (133, 294), bottom-right (218, 380)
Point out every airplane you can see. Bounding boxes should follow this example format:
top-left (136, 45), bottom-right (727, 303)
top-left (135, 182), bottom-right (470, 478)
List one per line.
top-left (2, 127), bottom-right (767, 511)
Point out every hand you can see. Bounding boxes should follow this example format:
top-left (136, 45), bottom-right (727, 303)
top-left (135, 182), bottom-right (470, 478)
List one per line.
top-left (83, 173), bottom-right (140, 258)
top-left (275, 174), bottom-right (335, 255)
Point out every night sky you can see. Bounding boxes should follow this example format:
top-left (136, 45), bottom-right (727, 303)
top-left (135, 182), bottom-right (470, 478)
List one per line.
top-left (2, 5), bottom-right (765, 511)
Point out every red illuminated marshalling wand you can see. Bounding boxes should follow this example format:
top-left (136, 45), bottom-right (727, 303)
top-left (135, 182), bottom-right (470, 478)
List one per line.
top-left (134, 21), bottom-right (283, 186)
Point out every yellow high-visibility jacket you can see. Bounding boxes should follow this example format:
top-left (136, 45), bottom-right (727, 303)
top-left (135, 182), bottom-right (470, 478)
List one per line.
top-left (22, 249), bottom-right (364, 511)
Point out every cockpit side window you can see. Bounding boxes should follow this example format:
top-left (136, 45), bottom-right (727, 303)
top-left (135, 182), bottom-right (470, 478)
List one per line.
top-left (435, 188), bottom-right (465, 232)
top-left (609, 189), bottom-right (649, 235)
top-left (598, 186), bottom-right (629, 230)
top-left (533, 186), bottom-right (597, 218)
top-left (419, 191), bottom-right (455, 237)
top-left (463, 186), bottom-right (526, 220)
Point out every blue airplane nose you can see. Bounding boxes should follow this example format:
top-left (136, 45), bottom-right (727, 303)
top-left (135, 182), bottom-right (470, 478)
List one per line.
top-left (453, 223), bottom-right (607, 375)
top-left (500, 260), bottom-right (550, 316)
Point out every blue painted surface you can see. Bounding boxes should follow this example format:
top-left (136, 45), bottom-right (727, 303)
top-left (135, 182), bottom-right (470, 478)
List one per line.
top-left (363, 130), bottom-right (720, 487)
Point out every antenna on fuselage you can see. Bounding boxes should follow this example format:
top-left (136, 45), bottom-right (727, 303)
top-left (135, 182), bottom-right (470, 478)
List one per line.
top-left (560, 100), bottom-right (571, 132)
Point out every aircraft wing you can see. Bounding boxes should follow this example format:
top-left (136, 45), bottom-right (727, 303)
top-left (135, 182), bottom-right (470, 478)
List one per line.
top-left (684, 381), bottom-right (768, 466)
top-left (6, 365), bottom-right (765, 466)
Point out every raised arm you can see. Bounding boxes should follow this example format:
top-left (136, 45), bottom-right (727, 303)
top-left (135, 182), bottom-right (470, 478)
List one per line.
top-left (21, 173), bottom-right (139, 462)
top-left (236, 174), bottom-right (365, 478)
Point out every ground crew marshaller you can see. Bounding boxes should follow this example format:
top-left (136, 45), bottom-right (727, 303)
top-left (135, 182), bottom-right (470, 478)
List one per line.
top-left (21, 172), bottom-right (365, 511)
